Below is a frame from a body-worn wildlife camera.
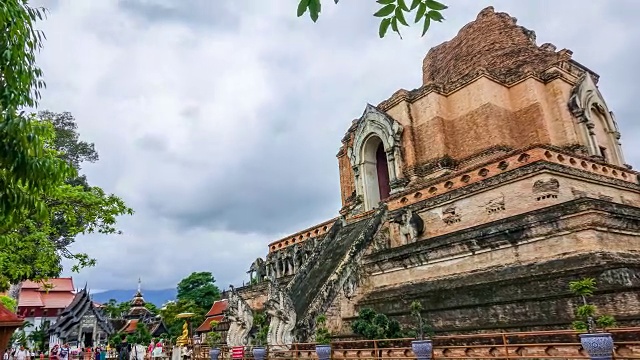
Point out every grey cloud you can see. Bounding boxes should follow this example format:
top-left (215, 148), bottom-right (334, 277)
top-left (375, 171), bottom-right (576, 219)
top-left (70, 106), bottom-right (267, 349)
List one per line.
top-left (38, 0), bottom-right (640, 290)
top-left (135, 134), bottom-right (169, 153)
top-left (117, 0), bottom-right (240, 31)
top-left (145, 101), bottom-right (342, 234)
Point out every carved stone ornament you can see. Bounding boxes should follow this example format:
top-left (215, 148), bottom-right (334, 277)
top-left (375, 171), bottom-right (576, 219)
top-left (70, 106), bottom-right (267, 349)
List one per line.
top-left (442, 204), bottom-right (461, 224)
top-left (571, 187), bottom-right (589, 199)
top-left (347, 104), bottom-right (405, 211)
top-left (224, 285), bottom-right (254, 347)
top-left (485, 194), bottom-right (505, 214)
top-left (247, 257), bottom-right (266, 283)
top-left (342, 267), bottom-right (360, 300)
top-left (372, 227), bottom-right (391, 252)
top-left (532, 178), bottom-right (560, 201)
top-left (265, 280), bottom-right (296, 350)
top-left (568, 74), bottom-right (625, 165)
top-left (598, 193), bottom-right (614, 202)
top-left (391, 209), bottom-right (424, 244)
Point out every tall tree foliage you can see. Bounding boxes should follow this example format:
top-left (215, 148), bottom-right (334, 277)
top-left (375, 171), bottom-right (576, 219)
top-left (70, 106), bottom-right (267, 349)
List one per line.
top-left (1, 1), bottom-right (132, 291)
top-left (296, 0), bottom-right (448, 38)
top-left (159, 300), bottom-right (204, 339)
top-left (176, 272), bottom-right (221, 313)
top-left (0, 111), bottom-right (133, 290)
top-left (0, 1), bottom-right (72, 226)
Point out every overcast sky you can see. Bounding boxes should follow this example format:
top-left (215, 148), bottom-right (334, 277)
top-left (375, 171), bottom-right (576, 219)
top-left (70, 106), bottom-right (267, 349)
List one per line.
top-left (33, 0), bottom-right (640, 292)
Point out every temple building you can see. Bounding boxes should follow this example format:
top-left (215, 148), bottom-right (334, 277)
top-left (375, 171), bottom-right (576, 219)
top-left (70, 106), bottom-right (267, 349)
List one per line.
top-left (229, 6), bottom-right (640, 345)
top-left (118, 281), bottom-right (168, 338)
top-left (195, 300), bottom-right (229, 342)
top-left (17, 278), bottom-right (75, 344)
top-left (48, 288), bottom-right (113, 348)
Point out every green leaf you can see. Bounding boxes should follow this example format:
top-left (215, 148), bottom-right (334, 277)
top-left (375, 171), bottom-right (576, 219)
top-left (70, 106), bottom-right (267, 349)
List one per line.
top-left (374, 4), bottom-right (396, 17)
top-left (410, 0), bottom-right (422, 10)
top-left (421, 16), bottom-right (431, 36)
top-left (397, 0), bottom-right (409, 11)
top-left (395, 7), bottom-right (409, 26)
top-left (428, 10), bottom-right (444, 22)
top-left (297, 0), bottom-right (310, 17)
top-left (376, 0), bottom-right (395, 4)
top-left (308, 0), bottom-right (321, 22)
top-left (425, 0), bottom-right (448, 10)
top-left (379, 18), bottom-right (392, 38)
top-left (415, 2), bottom-right (427, 22)
top-left (391, 17), bottom-right (402, 39)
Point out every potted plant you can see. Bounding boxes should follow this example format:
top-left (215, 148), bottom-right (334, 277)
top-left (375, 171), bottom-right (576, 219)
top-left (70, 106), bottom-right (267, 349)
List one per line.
top-left (410, 301), bottom-right (432, 360)
top-left (569, 278), bottom-right (617, 360)
top-left (252, 311), bottom-right (268, 360)
top-left (206, 321), bottom-right (222, 360)
top-left (314, 314), bottom-right (332, 360)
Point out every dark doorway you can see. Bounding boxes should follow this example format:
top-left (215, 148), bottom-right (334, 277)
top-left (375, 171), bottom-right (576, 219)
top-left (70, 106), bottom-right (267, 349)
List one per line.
top-left (376, 143), bottom-right (391, 200)
top-left (83, 332), bottom-right (93, 348)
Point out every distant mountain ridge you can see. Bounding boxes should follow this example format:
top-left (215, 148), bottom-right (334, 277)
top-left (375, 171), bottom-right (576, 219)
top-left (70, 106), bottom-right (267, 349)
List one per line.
top-left (91, 288), bottom-right (177, 306)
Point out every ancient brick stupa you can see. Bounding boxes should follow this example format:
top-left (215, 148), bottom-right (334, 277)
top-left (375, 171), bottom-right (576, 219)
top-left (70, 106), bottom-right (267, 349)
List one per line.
top-left (224, 6), bottom-right (640, 344)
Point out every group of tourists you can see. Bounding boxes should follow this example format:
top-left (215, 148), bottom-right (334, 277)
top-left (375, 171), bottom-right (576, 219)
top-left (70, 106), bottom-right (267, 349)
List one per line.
top-left (2, 343), bottom-right (70, 360)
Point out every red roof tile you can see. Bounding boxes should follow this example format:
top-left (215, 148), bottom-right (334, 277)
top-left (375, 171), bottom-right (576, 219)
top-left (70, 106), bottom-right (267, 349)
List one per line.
top-left (22, 278), bottom-right (75, 292)
top-left (0, 303), bottom-right (24, 326)
top-left (205, 300), bottom-right (228, 317)
top-left (120, 319), bottom-right (139, 334)
top-left (18, 290), bottom-right (44, 307)
top-left (41, 292), bottom-right (75, 309)
top-left (196, 315), bottom-right (225, 333)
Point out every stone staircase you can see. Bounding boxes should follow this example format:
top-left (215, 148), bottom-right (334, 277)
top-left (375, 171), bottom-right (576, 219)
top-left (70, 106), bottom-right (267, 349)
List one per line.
top-left (285, 206), bottom-right (387, 341)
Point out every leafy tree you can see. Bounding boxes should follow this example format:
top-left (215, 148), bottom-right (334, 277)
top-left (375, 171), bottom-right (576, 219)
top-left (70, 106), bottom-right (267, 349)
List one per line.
top-left (108, 332), bottom-right (125, 348)
top-left (127, 322), bottom-right (152, 345)
top-left (252, 311), bottom-right (269, 346)
top-left (351, 308), bottom-right (402, 339)
top-left (206, 321), bottom-right (222, 347)
top-left (0, 295), bottom-right (17, 312)
top-left (27, 324), bottom-right (48, 351)
top-left (406, 301), bottom-right (434, 339)
top-left (0, 112), bottom-right (132, 291)
top-left (9, 321), bottom-right (32, 347)
top-left (103, 299), bottom-right (134, 319)
top-left (159, 299), bottom-right (204, 339)
top-left (569, 278), bottom-right (617, 333)
top-left (176, 272), bottom-right (221, 314)
top-left (0, 1), bottom-right (74, 230)
top-left (296, 0), bottom-right (448, 38)
top-left (145, 302), bottom-right (159, 315)
top-left (314, 314), bottom-right (331, 345)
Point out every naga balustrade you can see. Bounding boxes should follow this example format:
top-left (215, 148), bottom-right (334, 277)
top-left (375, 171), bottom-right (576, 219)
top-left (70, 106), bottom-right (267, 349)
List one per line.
top-left (192, 327), bottom-right (640, 360)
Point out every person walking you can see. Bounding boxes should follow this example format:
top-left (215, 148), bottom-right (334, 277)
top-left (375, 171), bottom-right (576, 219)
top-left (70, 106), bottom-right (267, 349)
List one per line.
top-left (14, 346), bottom-right (28, 360)
top-left (57, 344), bottom-right (69, 360)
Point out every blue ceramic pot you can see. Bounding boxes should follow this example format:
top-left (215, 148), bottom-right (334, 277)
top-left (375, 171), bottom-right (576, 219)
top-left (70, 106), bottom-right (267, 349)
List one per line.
top-left (411, 339), bottom-right (433, 360)
top-left (253, 346), bottom-right (266, 360)
top-left (209, 348), bottom-right (221, 360)
top-left (579, 333), bottom-right (614, 360)
top-left (315, 344), bottom-right (332, 360)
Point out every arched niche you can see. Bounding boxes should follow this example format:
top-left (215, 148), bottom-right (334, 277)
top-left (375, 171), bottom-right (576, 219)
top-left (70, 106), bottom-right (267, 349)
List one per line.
top-left (568, 74), bottom-right (625, 166)
top-left (347, 104), bottom-right (404, 212)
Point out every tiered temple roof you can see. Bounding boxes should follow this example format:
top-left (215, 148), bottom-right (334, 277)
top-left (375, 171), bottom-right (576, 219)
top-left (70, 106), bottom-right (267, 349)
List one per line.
top-left (49, 288), bottom-right (114, 340)
top-left (118, 280), bottom-right (168, 337)
top-left (195, 299), bottom-right (228, 333)
top-left (18, 278), bottom-right (75, 315)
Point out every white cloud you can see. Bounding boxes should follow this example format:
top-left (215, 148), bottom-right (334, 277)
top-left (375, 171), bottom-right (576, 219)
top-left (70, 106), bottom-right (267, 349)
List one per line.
top-left (30, 0), bottom-right (640, 291)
